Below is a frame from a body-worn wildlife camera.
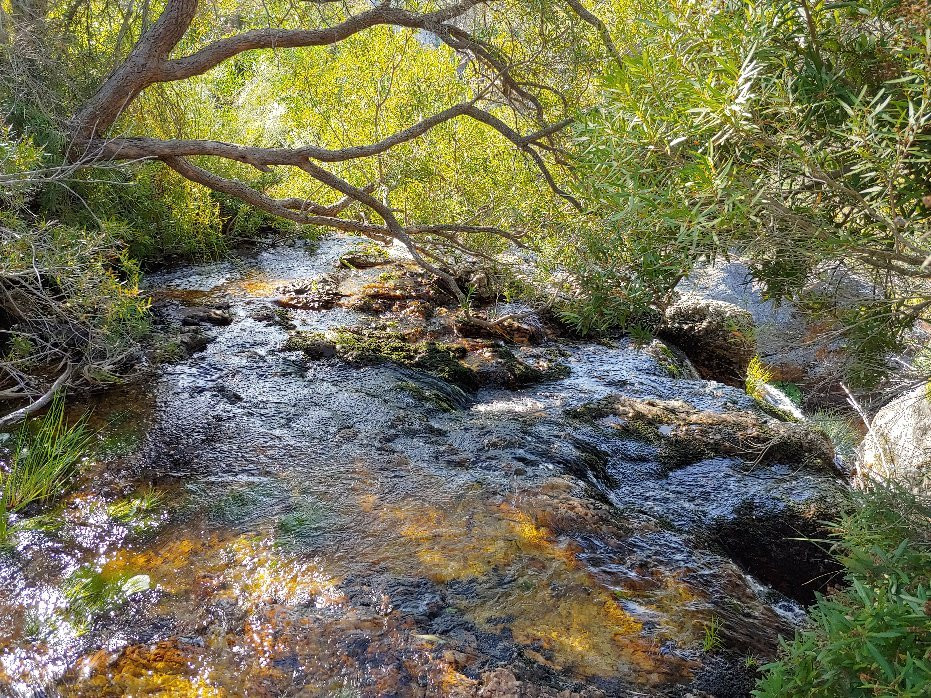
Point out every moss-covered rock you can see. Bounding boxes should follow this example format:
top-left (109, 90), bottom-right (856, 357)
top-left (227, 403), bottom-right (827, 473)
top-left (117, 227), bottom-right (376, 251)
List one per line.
top-left (659, 298), bottom-right (755, 387)
top-left (569, 396), bottom-right (838, 474)
top-left (337, 243), bottom-right (391, 269)
top-left (642, 339), bottom-right (700, 380)
top-left (454, 314), bottom-right (546, 344)
top-left (285, 328), bottom-right (477, 390)
top-left (396, 380), bottom-right (469, 412)
top-left (478, 346), bottom-right (569, 388)
top-left (274, 276), bottom-right (342, 310)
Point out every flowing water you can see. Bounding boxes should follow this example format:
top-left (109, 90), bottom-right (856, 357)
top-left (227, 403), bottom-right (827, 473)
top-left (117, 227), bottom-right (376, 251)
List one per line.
top-left (0, 237), bottom-right (838, 697)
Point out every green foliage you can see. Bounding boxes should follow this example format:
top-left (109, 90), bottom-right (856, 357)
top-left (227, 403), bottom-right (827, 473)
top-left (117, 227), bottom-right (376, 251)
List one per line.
top-left (106, 486), bottom-right (165, 533)
top-left (0, 219), bottom-right (151, 389)
top-left (772, 382), bottom-right (803, 407)
top-left (811, 410), bottom-right (859, 463)
top-left (746, 356), bottom-right (774, 401)
top-left (755, 484), bottom-right (931, 697)
top-left (0, 394), bottom-right (91, 541)
top-left (571, 0), bottom-right (931, 375)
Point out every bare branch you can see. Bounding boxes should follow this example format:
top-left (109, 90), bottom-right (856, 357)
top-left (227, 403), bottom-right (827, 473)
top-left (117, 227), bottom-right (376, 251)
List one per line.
top-left (0, 364), bottom-right (72, 429)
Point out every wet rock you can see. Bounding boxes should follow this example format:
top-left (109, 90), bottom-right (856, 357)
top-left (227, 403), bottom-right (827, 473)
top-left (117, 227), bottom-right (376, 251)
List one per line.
top-left (281, 332), bottom-right (339, 359)
top-left (347, 268), bottom-right (450, 315)
top-left (397, 380), bottom-right (470, 412)
top-left (860, 385), bottom-right (931, 496)
top-left (459, 269), bottom-right (498, 305)
top-left (274, 275), bottom-right (342, 310)
top-left (285, 328), bottom-right (478, 391)
top-left (380, 577), bottom-right (446, 622)
top-left (338, 244), bottom-right (391, 269)
top-left (180, 306), bottom-right (232, 326)
top-left (448, 667), bottom-right (606, 698)
top-left (250, 305), bottom-right (295, 329)
top-left (570, 396), bottom-right (838, 474)
top-left (682, 654), bottom-right (759, 698)
top-left (708, 501), bottom-right (843, 603)
top-left (455, 314), bottom-right (546, 344)
top-left (674, 259), bottom-right (862, 408)
top-left (659, 298), bottom-right (754, 387)
top-left (178, 327), bottom-right (209, 354)
top-left (642, 339), bottom-right (701, 380)
top-left (469, 345), bottom-right (569, 389)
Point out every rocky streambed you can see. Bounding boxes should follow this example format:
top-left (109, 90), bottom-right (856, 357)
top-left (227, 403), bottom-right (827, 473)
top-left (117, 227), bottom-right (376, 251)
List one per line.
top-left (0, 236), bottom-right (848, 697)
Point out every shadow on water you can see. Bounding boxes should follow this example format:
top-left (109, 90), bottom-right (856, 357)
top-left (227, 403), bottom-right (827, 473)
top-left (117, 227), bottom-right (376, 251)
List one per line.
top-left (0, 237), bottom-right (841, 697)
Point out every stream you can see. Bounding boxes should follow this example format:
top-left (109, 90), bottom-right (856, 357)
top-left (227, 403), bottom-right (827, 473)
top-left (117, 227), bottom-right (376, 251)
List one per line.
top-left (0, 236), bottom-right (842, 697)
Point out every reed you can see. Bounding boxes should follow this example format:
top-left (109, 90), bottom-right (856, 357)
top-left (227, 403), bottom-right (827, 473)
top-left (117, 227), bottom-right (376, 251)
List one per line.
top-left (0, 394), bottom-right (91, 542)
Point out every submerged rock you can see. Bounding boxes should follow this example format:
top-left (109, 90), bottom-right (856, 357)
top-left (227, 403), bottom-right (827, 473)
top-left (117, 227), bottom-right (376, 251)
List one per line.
top-left (659, 298), bottom-right (755, 387)
top-left (860, 385), bottom-right (931, 496)
top-left (275, 275), bottom-right (342, 310)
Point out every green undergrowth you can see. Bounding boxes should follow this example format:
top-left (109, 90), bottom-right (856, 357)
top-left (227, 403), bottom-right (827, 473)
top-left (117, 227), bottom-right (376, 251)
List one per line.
top-left (755, 484), bottom-right (931, 697)
top-left (106, 486), bottom-right (165, 533)
top-left (745, 356), bottom-right (773, 402)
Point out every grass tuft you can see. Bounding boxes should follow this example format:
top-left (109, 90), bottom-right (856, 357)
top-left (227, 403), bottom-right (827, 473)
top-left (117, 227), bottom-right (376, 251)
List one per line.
top-left (0, 394), bottom-right (91, 542)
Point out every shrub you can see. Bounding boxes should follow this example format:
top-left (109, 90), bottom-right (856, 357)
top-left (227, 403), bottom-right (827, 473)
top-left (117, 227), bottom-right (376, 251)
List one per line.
top-left (570, 0), bottom-right (931, 380)
top-left (755, 484), bottom-right (931, 697)
top-left (0, 219), bottom-right (151, 402)
top-left (746, 356), bottom-right (774, 401)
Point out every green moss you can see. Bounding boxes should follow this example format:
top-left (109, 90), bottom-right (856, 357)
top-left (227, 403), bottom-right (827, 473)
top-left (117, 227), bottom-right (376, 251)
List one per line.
top-left (106, 486), bottom-right (165, 533)
top-left (64, 566), bottom-right (150, 635)
top-left (772, 381), bottom-right (803, 406)
top-left (287, 329), bottom-right (478, 390)
top-left (569, 396), bottom-right (836, 473)
top-left (276, 499), bottom-right (330, 548)
top-left (396, 381), bottom-right (467, 412)
top-left (493, 346), bottom-right (570, 386)
top-left (188, 481), bottom-right (281, 526)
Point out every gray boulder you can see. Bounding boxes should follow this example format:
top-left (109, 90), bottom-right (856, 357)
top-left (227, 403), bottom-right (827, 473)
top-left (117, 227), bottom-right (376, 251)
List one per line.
top-left (860, 385), bottom-right (931, 497)
top-left (659, 297), bottom-right (755, 387)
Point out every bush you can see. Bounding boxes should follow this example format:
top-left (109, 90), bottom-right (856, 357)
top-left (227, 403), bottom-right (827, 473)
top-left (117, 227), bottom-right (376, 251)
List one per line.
top-left (755, 484), bottom-right (931, 697)
top-left (570, 0), bottom-right (931, 378)
top-left (0, 219), bottom-right (150, 402)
